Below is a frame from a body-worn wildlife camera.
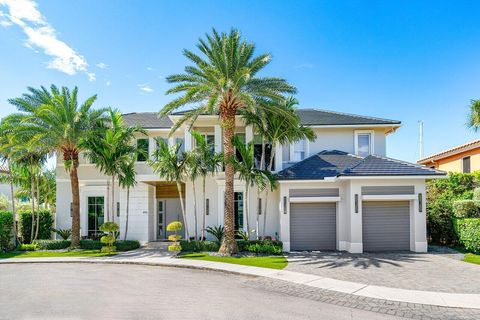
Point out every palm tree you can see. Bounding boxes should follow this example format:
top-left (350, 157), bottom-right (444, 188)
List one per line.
top-left (190, 131), bottom-right (223, 240)
top-left (186, 149), bottom-right (200, 240)
top-left (232, 135), bottom-right (276, 239)
top-left (7, 85), bottom-right (107, 247)
top-left (242, 97), bottom-right (315, 237)
top-left (118, 157), bottom-right (136, 241)
top-left (83, 108), bottom-right (145, 223)
top-left (160, 29), bottom-right (296, 254)
top-left (467, 99), bottom-right (480, 131)
top-left (148, 139), bottom-right (191, 241)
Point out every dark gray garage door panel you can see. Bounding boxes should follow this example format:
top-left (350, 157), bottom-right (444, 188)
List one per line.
top-left (362, 201), bottom-right (410, 251)
top-left (290, 203), bottom-right (336, 251)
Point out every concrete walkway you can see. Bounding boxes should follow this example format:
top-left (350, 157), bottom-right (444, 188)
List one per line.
top-left (1, 250), bottom-right (480, 309)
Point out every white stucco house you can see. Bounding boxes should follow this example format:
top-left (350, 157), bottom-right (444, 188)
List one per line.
top-left (55, 108), bottom-right (445, 253)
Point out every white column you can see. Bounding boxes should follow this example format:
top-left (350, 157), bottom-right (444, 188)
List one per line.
top-left (245, 125), bottom-right (254, 143)
top-left (184, 130), bottom-right (192, 151)
top-left (148, 137), bottom-right (156, 159)
top-left (348, 181), bottom-right (363, 253)
top-left (279, 184), bottom-right (290, 251)
top-left (413, 181), bottom-right (428, 252)
top-left (214, 125), bottom-right (222, 153)
top-left (275, 144), bottom-right (282, 171)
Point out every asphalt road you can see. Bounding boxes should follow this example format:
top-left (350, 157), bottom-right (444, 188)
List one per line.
top-left (0, 263), bottom-right (402, 320)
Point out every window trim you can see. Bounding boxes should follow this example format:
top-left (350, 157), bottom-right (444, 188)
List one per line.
top-left (354, 130), bottom-right (375, 157)
top-left (462, 156), bottom-right (471, 173)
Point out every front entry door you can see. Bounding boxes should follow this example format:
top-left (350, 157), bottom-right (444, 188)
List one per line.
top-left (234, 192), bottom-right (244, 231)
top-left (158, 200), bottom-right (166, 239)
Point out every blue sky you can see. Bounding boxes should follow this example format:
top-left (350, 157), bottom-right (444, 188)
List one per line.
top-left (1, 0), bottom-right (479, 163)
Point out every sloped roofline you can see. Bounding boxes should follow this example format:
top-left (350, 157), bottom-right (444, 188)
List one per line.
top-left (418, 139), bottom-right (480, 164)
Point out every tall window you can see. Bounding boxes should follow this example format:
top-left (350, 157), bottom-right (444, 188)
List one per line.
top-left (136, 138), bottom-right (149, 161)
top-left (293, 139), bottom-right (306, 161)
top-left (201, 134), bottom-right (215, 153)
top-left (234, 192), bottom-right (244, 231)
top-left (176, 137), bottom-right (185, 157)
top-left (87, 196), bottom-right (104, 237)
top-left (355, 131), bottom-right (373, 157)
top-left (463, 156), bottom-right (471, 173)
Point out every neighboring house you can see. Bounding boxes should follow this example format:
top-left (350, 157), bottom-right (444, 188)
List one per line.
top-left (55, 109), bottom-right (445, 253)
top-left (417, 140), bottom-right (480, 173)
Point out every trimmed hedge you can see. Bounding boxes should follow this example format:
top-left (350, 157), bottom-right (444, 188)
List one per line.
top-left (18, 209), bottom-right (54, 243)
top-left (33, 239), bottom-right (70, 250)
top-left (79, 239), bottom-right (140, 251)
top-left (180, 240), bottom-right (283, 255)
top-left (180, 240), bottom-right (220, 252)
top-left (18, 243), bottom-right (38, 251)
top-left (0, 211), bottom-right (13, 251)
top-left (453, 218), bottom-right (480, 254)
top-left (452, 200), bottom-right (479, 218)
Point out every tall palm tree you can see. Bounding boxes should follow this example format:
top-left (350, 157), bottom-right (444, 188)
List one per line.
top-left (160, 29), bottom-right (296, 254)
top-left (186, 149), bottom-right (200, 240)
top-left (232, 135), bottom-right (276, 239)
top-left (118, 157), bottom-right (136, 241)
top-left (190, 131), bottom-right (223, 240)
top-left (7, 85), bottom-right (107, 247)
top-left (83, 108), bottom-right (145, 223)
top-left (467, 99), bottom-right (480, 131)
top-left (242, 97), bottom-right (315, 237)
top-left (148, 139), bottom-right (191, 241)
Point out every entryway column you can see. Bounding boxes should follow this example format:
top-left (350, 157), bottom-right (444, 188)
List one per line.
top-left (214, 125), bottom-right (222, 153)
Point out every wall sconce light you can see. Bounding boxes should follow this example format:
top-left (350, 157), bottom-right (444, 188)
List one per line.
top-left (117, 202), bottom-right (120, 217)
top-left (355, 194), bottom-right (359, 213)
top-left (418, 193), bottom-right (423, 212)
top-left (283, 196), bottom-right (287, 214)
top-left (70, 202), bottom-right (73, 217)
top-left (206, 199), bottom-right (210, 215)
top-left (258, 198), bottom-right (262, 215)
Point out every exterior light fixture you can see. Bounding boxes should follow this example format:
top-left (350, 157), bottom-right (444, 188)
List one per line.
top-left (355, 194), bottom-right (359, 213)
top-left (117, 202), bottom-right (120, 217)
top-left (258, 198), bottom-right (262, 215)
top-left (206, 199), bottom-right (210, 215)
top-left (283, 196), bottom-right (287, 214)
top-left (418, 193), bottom-right (423, 212)
top-left (70, 202), bottom-right (73, 217)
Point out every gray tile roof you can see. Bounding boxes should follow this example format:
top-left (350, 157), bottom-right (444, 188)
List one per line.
top-left (122, 112), bottom-right (172, 129)
top-left (277, 150), bottom-right (445, 180)
top-left (171, 108), bottom-right (401, 126)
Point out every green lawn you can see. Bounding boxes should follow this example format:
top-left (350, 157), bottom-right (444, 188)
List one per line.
top-left (464, 253), bottom-right (480, 265)
top-left (179, 253), bottom-right (288, 270)
top-left (0, 250), bottom-right (116, 259)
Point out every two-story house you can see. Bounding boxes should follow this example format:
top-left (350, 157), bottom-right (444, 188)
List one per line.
top-left (55, 109), bottom-right (444, 253)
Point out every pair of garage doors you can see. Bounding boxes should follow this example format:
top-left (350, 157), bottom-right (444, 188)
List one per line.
top-left (290, 201), bottom-right (410, 251)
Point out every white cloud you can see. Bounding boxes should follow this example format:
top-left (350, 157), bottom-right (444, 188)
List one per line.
top-left (146, 66), bottom-right (154, 71)
top-left (105, 80), bottom-right (111, 87)
top-left (96, 62), bottom-right (108, 69)
top-left (138, 84), bottom-right (153, 93)
top-left (0, 0), bottom-right (95, 80)
top-left (294, 63), bottom-right (315, 70)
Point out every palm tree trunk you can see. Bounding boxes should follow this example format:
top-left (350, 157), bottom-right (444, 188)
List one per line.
top-left (192, 180), bottom-right (198, 240)
top-left (30, 169), bottom-right (35, 243)
top-left (262, 143), bottom-right (276, 238)
top-left (201, 176), bottom-right (206, 240)
top-left (8, 166), bottom-right (17, 246)
top-left (106, 178), bottom-right (110, 222)
top-left (219, 111), bottom-right (238, 255)
top-left (177, 181), bottom-right (190, 241)
top-left (123, 187), bottom-right (130, 241)
top-left (70, 164), bottom-right (81, 247)
top-left (111, 175), bottom-right (115, 223)
top-left (34, 172), bottom-right (40, 241)
top-left (245, 184), bottom-right (250, 239)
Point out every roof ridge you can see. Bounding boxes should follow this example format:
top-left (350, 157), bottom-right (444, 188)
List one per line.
top-left (418, 139), bottom-right (480, 162)
top-left (297, 108), bottom-right (400, 124)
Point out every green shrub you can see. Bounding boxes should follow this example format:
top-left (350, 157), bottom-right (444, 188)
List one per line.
top-left (0, 210), bottom-right (13, 251)
top-left (18, 243), bottom-right (38, 251)
top-left (452, 200), bottom-right (479, 218)
top-left (54, 228), bottom-right (71, 240)
top-left (206, 225), bottom-right (224, 242)
top-left (453, 218), bottom-right (480, 254)
top-left (18, 209), bottom-right (54, 243)
top-left (99, 222), bottom-right (119, 253)
top-left (180, 240), bottom-right (220, 252)
top-left (473, 188), bottom-right (480, 201)
top-left (167, 220), bottom-right (182, 252)
top-left (236, 230), bottom-right (249, 241)
top-left (237, 240), bottom-right (283, 255)
top-left (33, 239), bottom-right (71, 250)
top-left (79, 239), bottom-right (139, 251)
top-left (426, 173), bottom-right (479, 244)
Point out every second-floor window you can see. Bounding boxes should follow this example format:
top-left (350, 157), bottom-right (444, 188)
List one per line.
top-left (463, 156), bottom-right (471, 173)
top-left (355, 130), bottom-right (373, 157)
top-left (293, 139), bottom-right (306, 162)
top-left (136, 138), bottom-right (149, 162)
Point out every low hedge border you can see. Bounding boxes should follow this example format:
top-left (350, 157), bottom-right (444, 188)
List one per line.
top-left (180, 240), bottom-right (283, 255)
top-left (26, 239), bottom-right (141, 252)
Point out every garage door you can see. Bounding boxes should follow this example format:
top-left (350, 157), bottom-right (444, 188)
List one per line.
top-left (290, 202), bottom-right (336, 251)
top-left (362, 201), bottom-right (410, 251)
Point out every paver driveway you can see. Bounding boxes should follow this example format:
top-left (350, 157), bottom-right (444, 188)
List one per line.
top-left (286, 250), bottom-right (480, 293)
